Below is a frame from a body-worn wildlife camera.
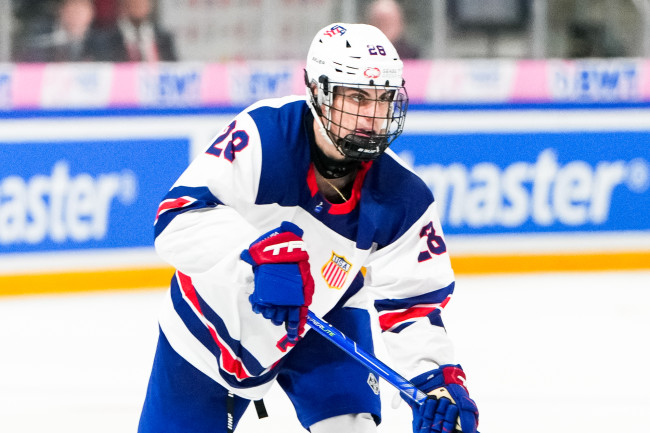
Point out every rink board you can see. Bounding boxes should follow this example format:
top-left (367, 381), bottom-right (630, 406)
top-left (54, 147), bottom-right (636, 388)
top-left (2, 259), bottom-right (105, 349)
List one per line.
top-left (1, 105), bottom-right (649, 295)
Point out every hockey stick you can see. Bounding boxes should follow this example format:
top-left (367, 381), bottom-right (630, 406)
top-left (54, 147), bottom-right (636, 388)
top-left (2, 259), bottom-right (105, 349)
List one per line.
top-left (306, 311), bottom-right (468, 433)
top-left (306, 310), bottom-right (427, 405)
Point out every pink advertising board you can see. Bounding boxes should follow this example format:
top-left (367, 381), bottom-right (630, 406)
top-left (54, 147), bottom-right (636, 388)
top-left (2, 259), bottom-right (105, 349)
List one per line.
top-left (2, 59), bottom-right (649, 110)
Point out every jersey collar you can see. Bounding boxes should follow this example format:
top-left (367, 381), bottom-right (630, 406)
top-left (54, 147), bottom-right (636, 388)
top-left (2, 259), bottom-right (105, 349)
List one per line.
top-left (306, 162), bottom-right (372, 215)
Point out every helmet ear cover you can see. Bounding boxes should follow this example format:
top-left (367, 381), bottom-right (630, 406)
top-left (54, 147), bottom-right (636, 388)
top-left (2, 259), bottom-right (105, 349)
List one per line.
top-left (318, 75), bottom-right (330, 97)
top-left (303, 70), bottom-right (327, 115)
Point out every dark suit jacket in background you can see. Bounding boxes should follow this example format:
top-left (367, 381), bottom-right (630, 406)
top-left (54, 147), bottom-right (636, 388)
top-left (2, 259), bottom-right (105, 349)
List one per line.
top-left (94, 24), bottom-right (177, 62)
top-left (13, 17), bottom-right (105, 62)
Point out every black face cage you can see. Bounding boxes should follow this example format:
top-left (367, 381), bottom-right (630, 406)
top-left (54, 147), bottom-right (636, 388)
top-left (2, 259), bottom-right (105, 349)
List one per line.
top-left (319, 80), bottom-right (409, 161)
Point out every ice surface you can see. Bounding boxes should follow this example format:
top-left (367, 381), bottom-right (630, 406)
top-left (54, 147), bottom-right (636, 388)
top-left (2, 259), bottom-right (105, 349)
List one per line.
top-left (1, 271), bottom-right (649, 433)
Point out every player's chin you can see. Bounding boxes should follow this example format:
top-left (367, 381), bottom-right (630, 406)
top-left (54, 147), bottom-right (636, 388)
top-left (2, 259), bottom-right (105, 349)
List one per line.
top-left (327, 140), bottom-right (349, 160)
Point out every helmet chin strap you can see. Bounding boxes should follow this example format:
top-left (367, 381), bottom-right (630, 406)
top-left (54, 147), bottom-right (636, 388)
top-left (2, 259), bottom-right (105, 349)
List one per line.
top-left (306, 88), bottom-right (336, 149)
top-left (306, 88), bottom-right (360, 179)
top-left (309, 136), bottom-right (359, 179)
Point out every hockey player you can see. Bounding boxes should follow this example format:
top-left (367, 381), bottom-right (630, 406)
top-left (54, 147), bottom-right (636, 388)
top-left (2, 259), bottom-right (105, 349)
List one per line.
top-left (138, 23), bottom-right (479, 433)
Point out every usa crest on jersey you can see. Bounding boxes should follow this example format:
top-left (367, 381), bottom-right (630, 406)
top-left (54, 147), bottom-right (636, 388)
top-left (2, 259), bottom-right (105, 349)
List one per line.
top-left (321, 252), bottom-right (351, 289)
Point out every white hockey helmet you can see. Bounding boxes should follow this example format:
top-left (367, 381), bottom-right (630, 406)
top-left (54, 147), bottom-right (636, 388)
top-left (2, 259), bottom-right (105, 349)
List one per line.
top-left (305, 23), bottom-right (408, 161)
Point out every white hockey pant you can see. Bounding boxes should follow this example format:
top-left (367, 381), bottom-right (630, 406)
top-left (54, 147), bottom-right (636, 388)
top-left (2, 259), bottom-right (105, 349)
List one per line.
top-left (309, 413), bottom-right (376, 433)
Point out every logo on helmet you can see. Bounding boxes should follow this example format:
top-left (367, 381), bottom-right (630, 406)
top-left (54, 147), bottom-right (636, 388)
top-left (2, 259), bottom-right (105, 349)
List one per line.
top-left (324, 25), bottom-right (347, 37)
top-left (382, 68), bottom-right (401, 78)
top-left (364, 67), bottom-right (381, 79)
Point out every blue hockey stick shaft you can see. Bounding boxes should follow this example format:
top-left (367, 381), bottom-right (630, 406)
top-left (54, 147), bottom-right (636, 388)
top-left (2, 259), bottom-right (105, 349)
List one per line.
top-left (306, 311), bottom-right (472, 433)
top-left (306, 310), bottom-right (428, 405)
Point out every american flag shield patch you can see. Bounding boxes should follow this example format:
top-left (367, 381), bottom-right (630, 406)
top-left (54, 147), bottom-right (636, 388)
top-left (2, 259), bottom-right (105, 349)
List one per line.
top-left (321, 252), bottom-right (352, 290)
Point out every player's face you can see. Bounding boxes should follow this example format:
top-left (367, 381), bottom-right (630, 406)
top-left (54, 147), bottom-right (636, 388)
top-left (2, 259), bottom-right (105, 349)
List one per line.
top-left (318, 86), bottom-right (393, 159)
top-left (331, 86), bottom-right (392, 138)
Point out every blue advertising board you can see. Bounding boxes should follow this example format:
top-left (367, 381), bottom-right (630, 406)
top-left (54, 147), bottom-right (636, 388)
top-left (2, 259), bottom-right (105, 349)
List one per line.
top-left (2, 113), bottom-right (649, 256)
top-left (0, 138), bottom-right (189, 253)
top-left (393, 131), bottom-right (650, 235)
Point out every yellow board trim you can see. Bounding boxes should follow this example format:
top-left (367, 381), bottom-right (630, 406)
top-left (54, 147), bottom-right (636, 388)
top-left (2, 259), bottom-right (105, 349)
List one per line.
top-left (1, 251), bottom-right (649, 297)
top-left (0, 266), bottom-right (175, 297)
top-left (451, 251), bottom-right (650, 274)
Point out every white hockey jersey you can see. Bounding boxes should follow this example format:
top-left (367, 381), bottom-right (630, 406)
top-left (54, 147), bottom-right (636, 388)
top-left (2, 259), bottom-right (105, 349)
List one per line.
top-left (154, 95), bottom-right (456, 400)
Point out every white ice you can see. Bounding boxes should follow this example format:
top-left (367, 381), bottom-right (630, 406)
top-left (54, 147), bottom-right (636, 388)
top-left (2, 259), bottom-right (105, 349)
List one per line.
top-left (1, 270), bottom-right (649, 433)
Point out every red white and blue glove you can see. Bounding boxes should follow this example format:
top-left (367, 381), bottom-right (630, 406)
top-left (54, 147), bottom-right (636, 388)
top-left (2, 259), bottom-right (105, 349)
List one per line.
top-left (240, 221), bottom-right (314, 343)
top-left (408, 365), bottom-right (479, 433)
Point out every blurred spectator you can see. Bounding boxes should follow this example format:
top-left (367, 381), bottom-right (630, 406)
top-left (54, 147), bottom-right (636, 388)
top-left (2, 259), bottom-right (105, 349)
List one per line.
top-left (13, 0), bottom-right (102, 62)
top-left (365, 0), bottom-right (420, 59)
top-left (93, 0), bottom-right (119, 29)
top-left (567, 21), bottom-right (626, 58)
top-left (95, 0), bottom-right (177, 62)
